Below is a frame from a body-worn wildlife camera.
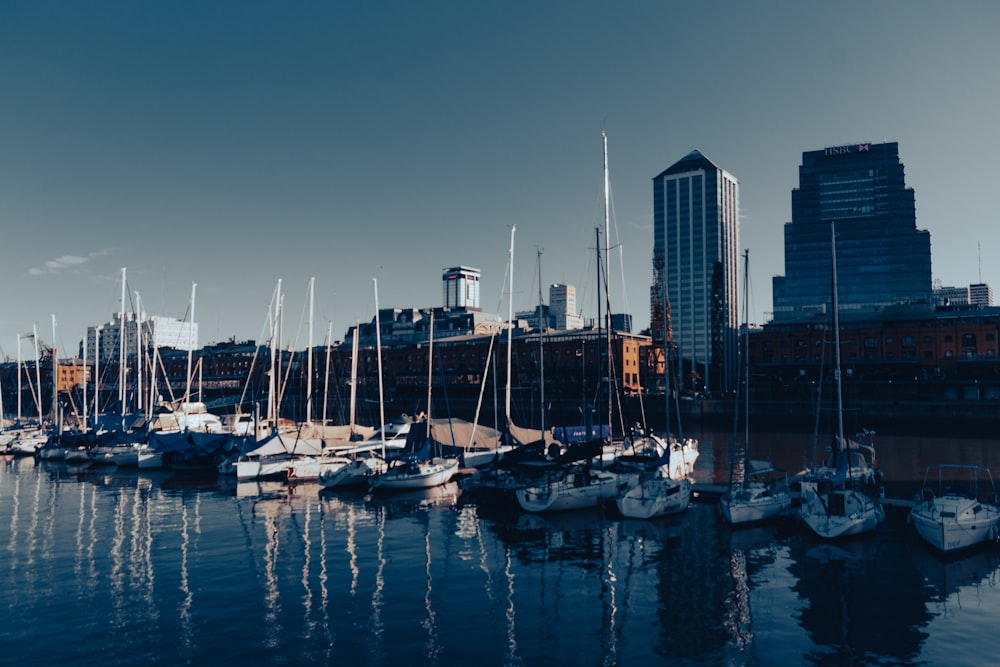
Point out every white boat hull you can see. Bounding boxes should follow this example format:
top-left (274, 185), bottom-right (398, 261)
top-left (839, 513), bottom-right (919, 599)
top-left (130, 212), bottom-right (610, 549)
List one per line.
top-left (799, 485), bottom-right (884, 539)
top-left (319, 458), bottom-right (387, 488)
top-left (516, 471), bottom-right (621, 513)
top-left (137, 447), bottom-right (163, 469)
top-left (370, 458), bottom-right (459, 491)
top-left (910, 495), bottom-right (1000, 553)
top-left (287, 456), bottom-right (350, 482)
top-left (719, 482), bottom-right (791, 525)
top-left (236, 457), bottom-right (296, 482)
top-left (463, 445), bottom-right (516, 469)
top-left (616, 476), bottom-right (691, 520)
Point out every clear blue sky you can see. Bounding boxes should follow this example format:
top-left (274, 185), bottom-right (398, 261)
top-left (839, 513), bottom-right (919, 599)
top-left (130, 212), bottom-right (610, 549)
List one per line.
top-left (2, 1), bottom-right (998, 359)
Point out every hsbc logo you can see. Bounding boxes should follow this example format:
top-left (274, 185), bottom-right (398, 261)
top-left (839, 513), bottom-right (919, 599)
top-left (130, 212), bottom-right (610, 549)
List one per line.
top-left (825, 143), bottom-right (872, 156)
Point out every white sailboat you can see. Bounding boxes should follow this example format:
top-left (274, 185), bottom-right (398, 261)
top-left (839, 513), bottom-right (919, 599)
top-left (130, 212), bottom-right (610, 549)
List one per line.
top-left (615, 432), bottom-right (695, 520)
top-left (798, 223), bottom-right (885, 539)
top-left (368, 293), bottom-right (460, 492)
top-left (516, 466), bottom-right (622, 513)
top-left (318, 327), bottom-right (405, 490)
top-left (615, 470), bottom-right (692, 520)
top-left (719, 250), bottom-right (791, 525)
top-left (909, 463), bottom-right (1000, 553)
top-left (517, 133), bottom-right (623, 513)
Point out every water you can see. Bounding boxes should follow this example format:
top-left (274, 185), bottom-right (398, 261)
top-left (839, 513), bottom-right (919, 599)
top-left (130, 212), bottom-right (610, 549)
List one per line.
top-left (3, 429), bottom-right (1000, 666)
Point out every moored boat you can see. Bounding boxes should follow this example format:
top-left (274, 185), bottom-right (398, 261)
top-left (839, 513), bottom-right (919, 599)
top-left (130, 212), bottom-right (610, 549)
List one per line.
top-left (909, 464), bottom-right (1000, 553)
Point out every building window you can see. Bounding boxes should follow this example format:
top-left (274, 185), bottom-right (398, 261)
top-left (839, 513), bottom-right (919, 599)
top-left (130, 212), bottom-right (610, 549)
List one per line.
top-left (901, 336), bottom-right (915, 347)
top-left (864, 337), bottom-right (877, 348)
top-left (961, 333), bottom-right (977, 347)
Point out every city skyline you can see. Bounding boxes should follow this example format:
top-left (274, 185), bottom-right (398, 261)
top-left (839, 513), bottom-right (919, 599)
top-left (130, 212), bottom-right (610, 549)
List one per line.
top-left (2, 2), bottom-right (998, 357)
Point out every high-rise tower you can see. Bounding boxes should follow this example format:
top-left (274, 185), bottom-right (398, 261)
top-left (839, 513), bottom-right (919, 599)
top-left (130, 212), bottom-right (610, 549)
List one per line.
top-left (771, 142), bottom-right (932, 321)
top-left (651, 150), bottom-right (740, 394)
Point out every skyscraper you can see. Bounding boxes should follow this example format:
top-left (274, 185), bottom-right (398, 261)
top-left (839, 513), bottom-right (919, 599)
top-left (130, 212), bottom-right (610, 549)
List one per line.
top-left (651, 150), bottom-right (739, 394)
top-left (771, 142), bottom-right (932, 321)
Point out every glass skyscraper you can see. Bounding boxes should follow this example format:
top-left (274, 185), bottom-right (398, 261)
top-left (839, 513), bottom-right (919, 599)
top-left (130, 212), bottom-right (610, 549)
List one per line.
top-left (772, 142), bottom-right (932, 322)
top-left (651, 150), bottom-right (739, 394)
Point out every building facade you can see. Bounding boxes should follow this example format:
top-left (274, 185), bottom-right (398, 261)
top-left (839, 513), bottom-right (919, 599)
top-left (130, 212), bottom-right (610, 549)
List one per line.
top-left (970, 283), bottom-right (994, 307)
top-left (85, 313), bottom-right (197, 363)
top-left (442, 266), bottom-right (481, 310)
top-left (651, 149), bottom-right (740, 394)
top-left (771, 142), bottom-right (932, 322)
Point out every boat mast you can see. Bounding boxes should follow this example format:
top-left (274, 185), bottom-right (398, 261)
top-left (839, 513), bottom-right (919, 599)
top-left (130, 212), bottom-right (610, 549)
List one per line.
top-left (349, 322), bottom-right (359, 434)
top-left (16, 335), bottom-right (21, 424)
top-left (593, 225), bottom-right (602, 438)
top-left (32, 323), bottom-right (42, 420)
top-left (322, 320), bottom-right (333, 427)
top-left (602, 130), bottom-right (613, 441)
top-left (426, 310), bottom-right (434, 451)
top-left (742, 250), bottom-right (751, 485)
top-left (831, 222), bottom-right (846, 461)
top-left (374, 278), bottom-right (386, 458)
top-left (505, 225), bottom-right (515, 432)
top-left (306, 276), bottom-right (314, 425)
top-left (729, 249), bottom-right (751, 488)
top-left (81, 328), bottom-right (87, 433)
top-left (134, 292), bottom-right (143, 419)
top-left (93, 327), bottom-right (101, 423)
top-left (119, 267), bottom-right (126, 424)
top-left (268, 280), bottom-right (281, 434)
top-left (50, 314), bottom-right (58, 426)
top-left (184, 282), bottom-right (196, 427)
top-left (536, 247), bottom-right (545, 435)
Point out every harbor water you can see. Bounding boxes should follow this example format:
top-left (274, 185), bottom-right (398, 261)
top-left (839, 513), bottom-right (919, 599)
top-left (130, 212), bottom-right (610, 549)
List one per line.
top-left (2, 428), bottom-right (1000, 666)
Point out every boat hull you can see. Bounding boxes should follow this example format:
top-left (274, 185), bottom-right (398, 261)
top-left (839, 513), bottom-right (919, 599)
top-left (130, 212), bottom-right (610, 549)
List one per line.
top-left (236, 457), bottom-right (297, 482)
top-left (719, 482), bottom-right (791, 525)
top-left (910, 496), bottom-right (1000, 553)
top-left (319, 458), bottom-right (387, 489)
top-left (799, 485), bottom-right (884, 539)
top-left (370, 458), bottom-right (459, 491)
top-left (616, 476), bottom-right (691, 520)
top-left (516, 471), bottom-right (620, 513)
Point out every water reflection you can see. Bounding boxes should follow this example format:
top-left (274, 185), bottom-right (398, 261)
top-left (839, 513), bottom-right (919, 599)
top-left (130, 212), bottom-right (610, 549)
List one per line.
top-left (789, 525), bottom-right (932, 665)
top-left (2, 447), bottom-right (1000, 666)
top-left (912, 546), bottom-right (1000, 607)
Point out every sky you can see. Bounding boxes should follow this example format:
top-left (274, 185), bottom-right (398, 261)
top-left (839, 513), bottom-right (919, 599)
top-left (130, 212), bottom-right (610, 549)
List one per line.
top-left (2, 1), bottom-right (999, 359)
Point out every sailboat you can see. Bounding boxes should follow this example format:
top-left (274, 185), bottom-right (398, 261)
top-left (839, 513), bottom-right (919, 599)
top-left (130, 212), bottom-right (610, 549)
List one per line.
top-left (719, 249), bottom-right (791, 525)
top-left (515, 132), bottom-right (622, 513)
top-left (798, 223), bottom-right (885, 539)
top-left (369, 300), bottom-right (459, 492)
top-left (615, 146), bottom-right (696, 520)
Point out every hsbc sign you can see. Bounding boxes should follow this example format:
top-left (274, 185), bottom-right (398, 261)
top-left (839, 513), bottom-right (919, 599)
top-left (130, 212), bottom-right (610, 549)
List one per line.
top-left (825, 143), bottom-right (872, 156)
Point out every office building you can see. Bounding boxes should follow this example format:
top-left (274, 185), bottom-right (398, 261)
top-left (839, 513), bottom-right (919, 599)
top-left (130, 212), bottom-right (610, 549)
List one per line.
top-left (442, 266), bottom-right (481, 310)
top-left (970, 283), bottom-right (994, 307)
top-left (651, 149), bottom-right (740, 394)
top-left (85, 313), bottom-right (197, 363)
top-left (933, 282), bottom-right (970, 307)
top-left (771, 142), bottom-right (932, 322)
